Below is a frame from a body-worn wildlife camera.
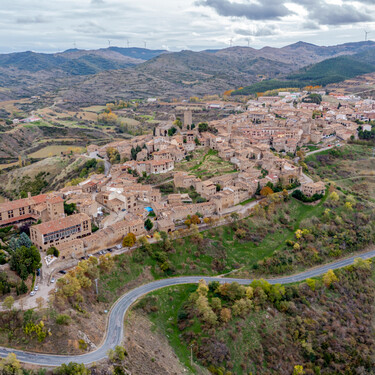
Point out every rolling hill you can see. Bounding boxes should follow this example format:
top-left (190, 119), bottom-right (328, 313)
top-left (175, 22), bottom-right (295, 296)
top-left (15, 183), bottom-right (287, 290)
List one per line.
top-left (232, 46), bottom-right (375, 95)
top-left (1, 41), bottom-right (375, 105)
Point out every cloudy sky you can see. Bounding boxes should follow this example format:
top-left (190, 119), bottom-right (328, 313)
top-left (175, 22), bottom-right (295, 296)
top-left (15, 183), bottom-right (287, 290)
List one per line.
top-left (0, 0), bottom-right (374, 53)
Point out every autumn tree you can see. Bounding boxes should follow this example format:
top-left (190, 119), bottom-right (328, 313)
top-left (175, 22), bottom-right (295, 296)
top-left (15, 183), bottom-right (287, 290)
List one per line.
top-left (328, 191), bottom-right (339, 202)
top-left (323, 269), bottom-right (338, 288)
top-left (99, 254), bottom-right (115, 272)
top-left (106, 147), bottom-right (121, 164)
top-left (0, 353), bottom-right (23, 375)
top-left (293, 365), bottom-right (305, 375)
top-left (122, 232), bottom-right (136, 247)
top-left (220, 307), bottom-right (232, 323)
top-left (98, 110), bottom-right (118, 125)
top-left (190, 215), bottom-right (201, 225)
top-left (260, 186), bottom-right (273, 196)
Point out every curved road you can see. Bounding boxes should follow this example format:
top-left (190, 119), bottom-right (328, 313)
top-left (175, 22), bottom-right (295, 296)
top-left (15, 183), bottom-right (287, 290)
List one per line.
top-left (1, 249), bottom-right (375, 366)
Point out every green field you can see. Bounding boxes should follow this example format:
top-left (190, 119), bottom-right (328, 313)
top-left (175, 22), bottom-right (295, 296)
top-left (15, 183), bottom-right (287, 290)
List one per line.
top-left (175, 149), bottom-right (236, 180)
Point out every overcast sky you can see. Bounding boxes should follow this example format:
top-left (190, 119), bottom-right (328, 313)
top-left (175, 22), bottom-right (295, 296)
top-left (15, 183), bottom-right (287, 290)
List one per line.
top-left (0, 0), bottom-right (374, 53)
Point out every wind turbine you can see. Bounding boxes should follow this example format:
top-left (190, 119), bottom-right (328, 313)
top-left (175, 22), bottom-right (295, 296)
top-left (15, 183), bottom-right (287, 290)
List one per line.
top-left (127, 39), bottom-right (130, 48)
top-left (108, 39), bottom-right (111, 47)
top-left (364, 30), bottom-right (370, 41)
top-left (246, 38), bottom-right (250, 47)
top-left (229, 38), bottom-right (233, 47)
top-left (144, 41), bottom-right (147, 48)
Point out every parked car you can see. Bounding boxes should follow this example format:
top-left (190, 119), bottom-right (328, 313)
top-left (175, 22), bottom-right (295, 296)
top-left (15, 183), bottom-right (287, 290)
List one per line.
top-left (59, 270), bottom-right (67, 274)
top-left (30, 291), bottom-right (36, 296)
top-left (107, 248), bottom-right (113, 252)
top-left (36, 269), bottom-right (40, 276)
top-left (34, 285), bottom-right (39, 291)
top-left (51, 278), bottom-right (55, 283)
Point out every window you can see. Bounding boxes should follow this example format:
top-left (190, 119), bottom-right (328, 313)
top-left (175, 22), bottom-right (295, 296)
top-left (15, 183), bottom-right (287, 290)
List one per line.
top-left (8, 210), bottom-right (13, 218)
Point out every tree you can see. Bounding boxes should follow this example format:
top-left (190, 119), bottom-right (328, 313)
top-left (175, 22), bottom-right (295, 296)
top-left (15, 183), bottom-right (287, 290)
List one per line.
top-left (344, 201), bottom-right (353, 211)
top-left (108, 345), bottom-right (127, 362)
top-left (211, 297), bottom-right (222, 311)
top-left (0, 353), bottom-right (23, 375)
top-left (17, 232), bottom-right (32, 249)
top-left (99, 254), bottom-right (115, 272)
top-left (9, 246), bottom-right (41, 280)
top-left (198, 122), bottom-right (209, 132)
top-left (54, 362), bottom-right (90, 375)
top-left (167, 127), bottom-right (177, 137)
top-left (293, 365), bottom-right (305, 375)
top-left (19, 280), bottom-right (28, 294)
top-left (197, 279), bottom-right (209, 296)
top-left (47, 247), bottom-right (59, 257)
top-left (190, 215), bottom-right (201, 225)
top-left (144, 218), bottom-right (153, 231)
top-left (220, 307), bottom-right (232, 323)
top-left (260, 186), bottom-right (273, 196)
top-left (122, 232), bottom-right (136, 248)
top-left (328, 191), bottom-right (339, 202)
top-left (323, 269), bottom-right (338, 288)
top-left (106, 147), bottom-right (121, 164)
top-left (153, 232), bottom-right (161, 241)
top-left (2, 296), bottom-right (14, 310)
top-left (306, 278), bottom-right (316, 291)
top-left (64, 202), bottom-right (76, 216)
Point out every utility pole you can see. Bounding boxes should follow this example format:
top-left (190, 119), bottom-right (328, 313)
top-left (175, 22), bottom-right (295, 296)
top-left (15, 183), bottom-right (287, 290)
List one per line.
top-left (190, 345), bottom-right (193, 367)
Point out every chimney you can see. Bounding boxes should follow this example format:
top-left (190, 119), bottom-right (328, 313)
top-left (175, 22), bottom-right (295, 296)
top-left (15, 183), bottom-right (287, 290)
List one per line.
top-left (27, 192), bottom-right (31, 198)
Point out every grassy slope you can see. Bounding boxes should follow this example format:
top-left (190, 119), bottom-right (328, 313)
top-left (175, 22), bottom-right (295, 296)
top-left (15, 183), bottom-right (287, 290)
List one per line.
top-left (137, 264), bottom-right (375, 374)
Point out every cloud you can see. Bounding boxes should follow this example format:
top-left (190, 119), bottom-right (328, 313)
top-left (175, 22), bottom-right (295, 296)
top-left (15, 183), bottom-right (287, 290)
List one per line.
top-left (16, 15), bottom-right (48, 24)
top-left (75, 21), bottom-right (106, 34)
top-left (196, 0), bottom-right (293, 20)
top-left (298, 0), bottom-right (373, 25)
top-left (235, 25), bottom-right (276, 36)
top-left (197, 0), bottom-right (373, 25)
top-left (302, 21), bottom-right (320, 30)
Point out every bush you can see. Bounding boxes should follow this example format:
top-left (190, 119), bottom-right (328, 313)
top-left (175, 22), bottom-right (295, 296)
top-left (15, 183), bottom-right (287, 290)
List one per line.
top-left (47, 247), bottom-right (59, 257)
top-left (292, 189), bottom-right (323, 203)
top-left (56, 314), bottom-right (71, 325)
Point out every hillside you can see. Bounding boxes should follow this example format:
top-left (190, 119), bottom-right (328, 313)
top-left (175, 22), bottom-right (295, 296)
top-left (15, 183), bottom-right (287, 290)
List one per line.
top-left (286, 47), bottom-right (375, 86)
top-left (233, 47), bottom-right (375, 95)
top-left (1, 41), bottom-right (375, 105)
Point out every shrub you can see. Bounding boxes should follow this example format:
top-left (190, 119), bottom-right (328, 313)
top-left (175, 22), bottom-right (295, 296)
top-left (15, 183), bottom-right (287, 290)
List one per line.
top-left (56, 314), bottom-right (71, 325)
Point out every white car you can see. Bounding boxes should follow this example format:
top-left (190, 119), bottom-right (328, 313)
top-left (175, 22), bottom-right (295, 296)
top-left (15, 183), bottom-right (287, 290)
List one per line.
top-left (51, 278), bottom-right (55, 283)
top-left (34, 285), bottom-right (39, 291)
top-left (30, 291), bottom-right (36, 296)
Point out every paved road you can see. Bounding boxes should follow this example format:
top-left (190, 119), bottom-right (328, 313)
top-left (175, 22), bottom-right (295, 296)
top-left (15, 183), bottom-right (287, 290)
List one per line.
top-left (1, 249), bottom-right (375, 367)
top-left (87, 151), bottom-right (111, 176)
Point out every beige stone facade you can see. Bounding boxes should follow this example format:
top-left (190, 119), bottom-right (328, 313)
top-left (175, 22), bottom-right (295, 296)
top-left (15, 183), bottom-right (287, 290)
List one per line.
top-left (30, 213), bottom-right (91, 251)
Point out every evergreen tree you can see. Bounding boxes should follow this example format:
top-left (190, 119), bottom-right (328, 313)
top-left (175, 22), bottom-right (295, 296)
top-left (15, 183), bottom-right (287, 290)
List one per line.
top-left (17, 232), bottom-right (32, 249)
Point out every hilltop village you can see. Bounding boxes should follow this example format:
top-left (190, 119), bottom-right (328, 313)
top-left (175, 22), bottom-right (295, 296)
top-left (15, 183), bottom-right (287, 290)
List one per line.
top-left (0, 89), bottom-right (373, 274)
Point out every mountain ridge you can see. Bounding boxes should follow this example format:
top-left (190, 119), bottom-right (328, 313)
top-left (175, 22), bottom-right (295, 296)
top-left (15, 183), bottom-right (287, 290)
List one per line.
top-left (1, 40), bottom-right (375, 105)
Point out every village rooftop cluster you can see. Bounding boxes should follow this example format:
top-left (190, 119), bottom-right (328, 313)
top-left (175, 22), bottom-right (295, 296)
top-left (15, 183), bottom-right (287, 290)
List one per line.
top-left (0, 88), bottom-right (373, 273)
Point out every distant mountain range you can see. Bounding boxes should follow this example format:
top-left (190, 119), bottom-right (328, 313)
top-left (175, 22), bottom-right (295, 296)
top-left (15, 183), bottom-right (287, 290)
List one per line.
top-left (234, 46), bottom-right (375, 95)
top-left (0, 41), bottom-right (374, 105)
